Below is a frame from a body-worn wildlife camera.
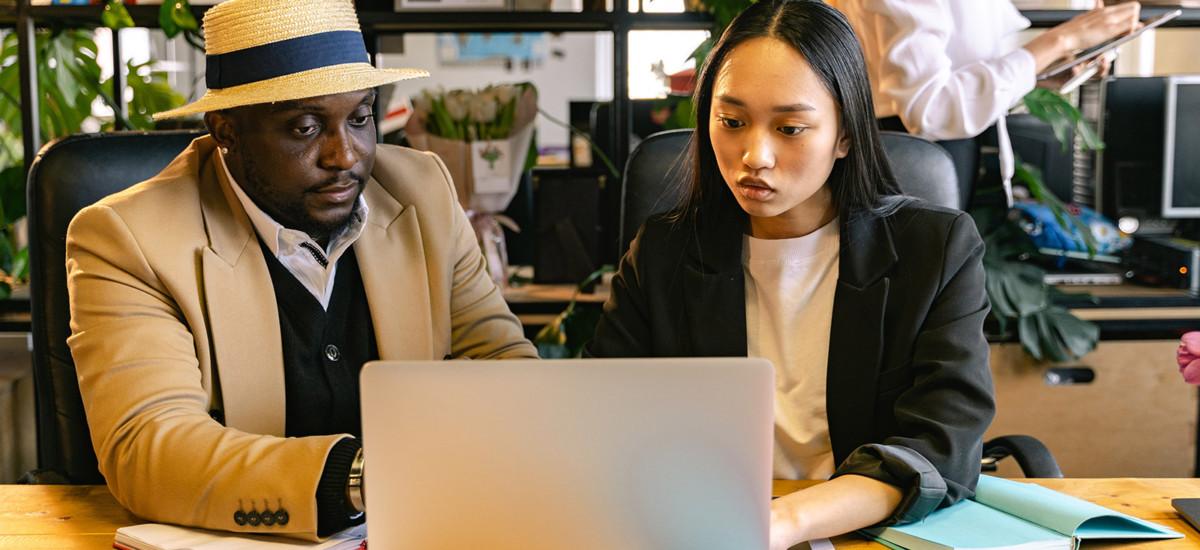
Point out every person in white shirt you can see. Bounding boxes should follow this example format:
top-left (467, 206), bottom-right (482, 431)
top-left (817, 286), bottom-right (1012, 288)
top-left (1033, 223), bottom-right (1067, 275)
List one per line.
top-left (588, 1), bottom-right (994, 548)
top-left (830, 0), bottom-right (1141, 206)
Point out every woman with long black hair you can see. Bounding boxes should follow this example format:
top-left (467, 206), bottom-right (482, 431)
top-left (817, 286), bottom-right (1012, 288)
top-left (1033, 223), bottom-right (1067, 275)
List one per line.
top-left (587, 1), bottom-right (995, 546)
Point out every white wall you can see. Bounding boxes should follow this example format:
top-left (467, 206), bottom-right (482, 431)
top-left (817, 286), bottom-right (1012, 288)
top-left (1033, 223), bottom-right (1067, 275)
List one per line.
top-left (379, 32), bottom-right (612, 149)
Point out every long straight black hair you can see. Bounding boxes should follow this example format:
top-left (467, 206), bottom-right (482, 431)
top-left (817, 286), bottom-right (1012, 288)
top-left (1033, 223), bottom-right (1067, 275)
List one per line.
top-left (676, 0), bottom-right (901, 225)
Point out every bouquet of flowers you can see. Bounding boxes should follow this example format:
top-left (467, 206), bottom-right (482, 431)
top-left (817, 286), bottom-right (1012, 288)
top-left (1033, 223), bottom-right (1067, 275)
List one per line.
top-left (405, 83), bottom-right (538, 287)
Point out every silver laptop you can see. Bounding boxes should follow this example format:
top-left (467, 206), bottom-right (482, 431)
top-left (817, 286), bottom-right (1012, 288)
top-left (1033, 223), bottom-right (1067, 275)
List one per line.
top-left (360, 358), bottom-right (774, 550)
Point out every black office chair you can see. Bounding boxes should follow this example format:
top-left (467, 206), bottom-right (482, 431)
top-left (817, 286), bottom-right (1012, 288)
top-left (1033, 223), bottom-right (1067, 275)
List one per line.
top-left (619, 129), bottom-right (1064, 478)
top-left (25, 130), bottom-right (205, 484)
top-left (619, 128), bottom-right (692, 254)
top-left (878, 130), bottom-right (962, 210)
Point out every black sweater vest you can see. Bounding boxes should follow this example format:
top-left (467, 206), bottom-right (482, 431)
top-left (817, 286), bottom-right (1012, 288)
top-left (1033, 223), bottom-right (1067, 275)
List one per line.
top-left (259, 240), bottom-right (379, 438)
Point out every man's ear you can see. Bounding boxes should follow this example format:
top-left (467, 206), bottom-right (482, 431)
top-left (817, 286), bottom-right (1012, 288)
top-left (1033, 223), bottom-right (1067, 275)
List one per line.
top-left (204, 111), bottom-right (237, 152)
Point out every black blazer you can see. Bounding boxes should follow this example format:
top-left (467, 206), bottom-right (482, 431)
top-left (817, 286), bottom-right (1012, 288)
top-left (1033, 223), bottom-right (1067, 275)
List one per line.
top-left (586, 200), bottom-right (995, 524)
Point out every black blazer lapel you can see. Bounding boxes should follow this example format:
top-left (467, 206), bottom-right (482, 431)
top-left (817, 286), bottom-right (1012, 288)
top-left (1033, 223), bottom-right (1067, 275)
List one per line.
top-left (682, 266), bottom-right (746, 357)
top-left (827, 212), bottom-right (898, 463)
top-left (682, 208), bottom-right (747, 357)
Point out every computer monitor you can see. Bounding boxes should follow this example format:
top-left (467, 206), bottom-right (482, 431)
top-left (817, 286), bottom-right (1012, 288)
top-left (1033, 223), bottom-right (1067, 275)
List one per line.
top-left (1008, 113), bottom-right (1075, 203)
top-left (1163, 76), bottom-right (1200, 218)
top-left (1096, 77), bottom-right (1166, 231)
top-left (1095, 75), bottom-right (1200, 234)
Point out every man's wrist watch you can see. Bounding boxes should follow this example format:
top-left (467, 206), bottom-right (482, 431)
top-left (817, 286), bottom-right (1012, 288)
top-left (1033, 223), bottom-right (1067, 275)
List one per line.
top-left (346, 447), bottom-right (365, 517)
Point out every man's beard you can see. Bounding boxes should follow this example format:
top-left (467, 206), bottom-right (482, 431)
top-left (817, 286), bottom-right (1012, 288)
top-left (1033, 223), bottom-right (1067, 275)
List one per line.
top-left (241, 155), bottom-right (363, 242)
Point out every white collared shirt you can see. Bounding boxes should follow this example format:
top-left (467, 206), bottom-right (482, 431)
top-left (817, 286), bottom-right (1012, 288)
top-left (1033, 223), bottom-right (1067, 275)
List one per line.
top-left (219, 148), bottom-right (369, 310)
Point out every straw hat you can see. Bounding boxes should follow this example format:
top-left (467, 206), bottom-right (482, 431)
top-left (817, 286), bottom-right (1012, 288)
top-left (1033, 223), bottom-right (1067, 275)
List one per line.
top-left (154, 0), bottom-right (427, 119)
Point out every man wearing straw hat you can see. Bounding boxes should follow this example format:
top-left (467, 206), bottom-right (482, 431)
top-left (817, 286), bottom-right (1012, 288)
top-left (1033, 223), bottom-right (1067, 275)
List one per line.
top-left (64, 0), bottom-right (536, 540)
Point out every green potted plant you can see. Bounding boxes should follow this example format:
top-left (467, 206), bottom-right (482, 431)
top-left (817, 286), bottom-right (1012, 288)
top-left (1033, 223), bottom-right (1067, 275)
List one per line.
top-left (976, 89), bottom-right (1106, 362)
top-left (533, 266), bottom-right (613, 358)
top-left (0, 2), bottom-right (192, 298)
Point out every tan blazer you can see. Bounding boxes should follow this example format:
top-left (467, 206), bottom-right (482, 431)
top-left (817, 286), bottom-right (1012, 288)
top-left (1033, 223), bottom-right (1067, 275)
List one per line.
top-left (65, 135), bottom-right (537, 540)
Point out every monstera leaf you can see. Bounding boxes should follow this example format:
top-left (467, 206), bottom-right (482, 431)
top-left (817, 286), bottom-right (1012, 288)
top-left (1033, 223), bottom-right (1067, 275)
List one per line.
top-left (971, 85), bottom-right (1109, 363)
top-left (102, 1), bottom-right (135, 30)
top-left (159, 0), bottom-right (200, 38)
top-left (1017, 306), bottom-right (1099, 362)
top-left (0, 28), bottom-right (188, 294)
top-left (1023, 88), bottom-right (1102, 152)
top-left (978, 198), bottom-right (1100, 363)
top-left (102, 60), bottom-right (186, 131)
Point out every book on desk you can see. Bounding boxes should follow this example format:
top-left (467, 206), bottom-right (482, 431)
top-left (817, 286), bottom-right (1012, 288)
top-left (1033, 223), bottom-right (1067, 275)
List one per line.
top-left (863, 475), bottom-right (1182, 550)
top-left (113, 522), bottom-right (365, 550)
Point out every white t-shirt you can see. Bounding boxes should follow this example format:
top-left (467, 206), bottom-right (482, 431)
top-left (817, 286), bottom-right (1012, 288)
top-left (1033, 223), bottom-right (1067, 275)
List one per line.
top-left (743, 219), bottom-right (840, 480)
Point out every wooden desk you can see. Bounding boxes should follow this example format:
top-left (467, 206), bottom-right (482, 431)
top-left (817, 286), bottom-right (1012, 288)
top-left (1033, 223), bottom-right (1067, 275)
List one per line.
top-left (2, 479), bottom-right (1197, 549)
top-left (0, 485), bottom-right (136, 548)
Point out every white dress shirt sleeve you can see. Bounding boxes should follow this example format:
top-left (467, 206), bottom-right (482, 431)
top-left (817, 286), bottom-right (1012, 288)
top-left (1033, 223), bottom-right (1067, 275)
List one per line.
top-left (857, 0), bottom-right (1037, 141)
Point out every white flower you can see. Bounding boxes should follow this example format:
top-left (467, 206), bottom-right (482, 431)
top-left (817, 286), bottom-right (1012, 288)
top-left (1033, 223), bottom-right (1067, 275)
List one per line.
top-left (493, 84), bottom-right (516, 105)
top-left (478, 86), bottom-right (498, 105)
top-left (470, 94), bottom-right (498, 124)
top-left (444, 91), bottom-right (468, 121)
